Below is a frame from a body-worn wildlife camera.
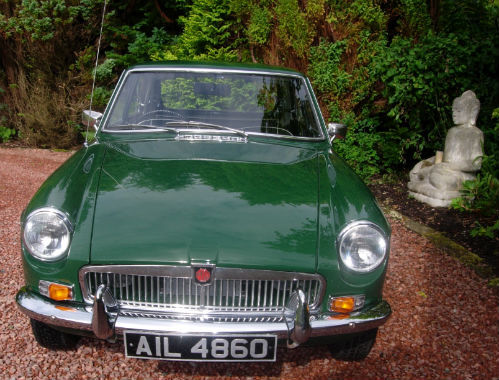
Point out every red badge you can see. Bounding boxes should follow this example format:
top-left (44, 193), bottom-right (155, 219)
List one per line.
top-left (195, 268), bottom-right (211, 283)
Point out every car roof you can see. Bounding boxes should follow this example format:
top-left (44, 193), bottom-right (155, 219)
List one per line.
top-left (127, 61), bottom-right (305, 77)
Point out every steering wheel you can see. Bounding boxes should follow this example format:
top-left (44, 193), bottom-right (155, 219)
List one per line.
top-left (256, 126), bottom-right (294, 136)
top-left (137, 109), bottom-right (185, 125)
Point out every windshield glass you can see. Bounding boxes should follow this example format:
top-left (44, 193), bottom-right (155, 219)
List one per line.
top-left (104, 71), bottom-right (322, 138)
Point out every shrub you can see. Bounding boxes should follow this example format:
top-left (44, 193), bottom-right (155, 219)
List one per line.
top-left (373, 33), bottom-right (468, 161)
top-left (308, 33), bottom-right (388, 179)
top-left (0, 126), bottom-right (15, 142)
top-left (176, 0), bottom-right (238, 61)
top-left (17, 82), bottom-right (80, 148)
top-left (89, 87), bottom-right (112, 109)
top-left (247, 6), bottom-right (272, 45)
top-left (332, 116), bottom-right (384, 180)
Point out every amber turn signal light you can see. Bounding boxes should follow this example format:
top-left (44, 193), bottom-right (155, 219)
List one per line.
top-left (330, 296), bottom-right (355, 314)
top-left (39, 280), bottom-right (74, 301)
top-left (49, 283), bottom-right (73, 301)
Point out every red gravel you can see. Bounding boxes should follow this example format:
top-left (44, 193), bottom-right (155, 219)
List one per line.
top-left (1, 147), bottom-right (498, 380)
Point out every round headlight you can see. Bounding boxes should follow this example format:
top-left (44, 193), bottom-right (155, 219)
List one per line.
top-left (23, 208), bottom-right (72, 261)
top-left (338, 222), bottom-right (387, 273)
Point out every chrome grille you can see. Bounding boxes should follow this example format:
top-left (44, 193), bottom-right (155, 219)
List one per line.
top-left (79, 265), bottom-right (325, 316)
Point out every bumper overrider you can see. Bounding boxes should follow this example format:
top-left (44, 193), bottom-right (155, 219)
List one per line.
top-left (16, 286), bottom-right (391, 347)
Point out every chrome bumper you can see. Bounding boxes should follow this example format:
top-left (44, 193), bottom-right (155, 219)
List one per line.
top-left (16, 287), bottom-right (391, 345)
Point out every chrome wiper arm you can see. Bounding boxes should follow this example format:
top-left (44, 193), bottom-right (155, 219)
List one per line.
top-left (110, 124), bottom-right (178, 133)
top-left (165, 121), bottom-right (248, 138)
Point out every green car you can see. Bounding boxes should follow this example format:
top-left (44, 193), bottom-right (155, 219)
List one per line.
top-left (16, 62), bottom-right (391, 362)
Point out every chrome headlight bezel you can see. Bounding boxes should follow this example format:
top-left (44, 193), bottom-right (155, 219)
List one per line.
top-left (22, 207), bottom-right (73, 262)
top-left (337, 221), bottom-right (388, 273)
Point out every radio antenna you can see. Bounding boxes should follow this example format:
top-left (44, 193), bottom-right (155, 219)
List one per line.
top-left (85, 0), bottom-right (108, 147)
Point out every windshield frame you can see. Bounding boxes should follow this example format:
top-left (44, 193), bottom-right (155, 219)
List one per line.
top-left (99, 67), bottom-right (326, 141)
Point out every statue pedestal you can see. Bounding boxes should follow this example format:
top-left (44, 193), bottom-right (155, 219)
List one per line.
top-left (407, 156), bottom-right (476, 207)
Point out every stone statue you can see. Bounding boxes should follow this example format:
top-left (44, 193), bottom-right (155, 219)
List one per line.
top-left (408, 90), bottom-right (484, 207)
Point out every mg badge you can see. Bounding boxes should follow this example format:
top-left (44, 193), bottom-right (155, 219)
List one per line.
top-left (192, 266), bottom-right (214, 285)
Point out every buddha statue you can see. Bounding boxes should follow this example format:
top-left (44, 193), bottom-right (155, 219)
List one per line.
top-left (407, 90), bottom-right (484, 207)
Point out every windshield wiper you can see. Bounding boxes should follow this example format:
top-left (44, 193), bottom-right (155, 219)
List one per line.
top-left (164, 121), bottom-right (248, 138)
top-left (110, 124), bottom-right (178, 133)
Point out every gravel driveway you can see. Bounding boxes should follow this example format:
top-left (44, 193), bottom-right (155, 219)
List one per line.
top-left (1, 147), bottom-right (498, 380)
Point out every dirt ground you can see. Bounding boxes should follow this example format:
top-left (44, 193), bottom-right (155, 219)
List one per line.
top-left (1, 147), bottom-right (498, 379)
top-left (369, 178), bottom-right (499, 276)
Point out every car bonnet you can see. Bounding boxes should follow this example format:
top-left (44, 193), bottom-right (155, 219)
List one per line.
top-left (90, 138), bottom-right (320, 272)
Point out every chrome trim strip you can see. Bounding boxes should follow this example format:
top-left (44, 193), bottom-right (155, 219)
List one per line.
top-left (305, 76), bottom-right (329, 141)
top-left (126, 66), bottom-right (307, 77)
top-left (99, 67), bottom-right (325, 140)
top-left (17, 288), bottom-right (391, 339)
top-left (119, 309), bottom-right (287, 322)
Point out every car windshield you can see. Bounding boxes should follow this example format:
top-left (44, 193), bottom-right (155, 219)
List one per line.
top-left (104, 70), bottom-right (322, 138)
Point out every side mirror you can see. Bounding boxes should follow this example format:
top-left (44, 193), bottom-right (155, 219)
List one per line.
top-left (82, 110), bottom-right (103, 131)
top-left (327, 123), bottom-right (347, 142)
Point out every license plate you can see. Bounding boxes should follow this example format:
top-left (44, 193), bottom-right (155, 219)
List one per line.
top-left (124, 331), bottom-right (277, 362)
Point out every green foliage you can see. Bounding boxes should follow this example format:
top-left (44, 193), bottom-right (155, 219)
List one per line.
top-left (397, 0), bottom-right (432, 37)
top-left (106, 26), bottom-right (174, 69)
top-left (438, 0), bottom-right (498, 38)
top-left (329, 0), bottom-right (386, 30)
top-left (1, 0), bottom-right (98, 40)
top-left (171, 0), bottom-right (238, 61)
top-left (274, 0), bottom-right (310, 58)
top-left (373, 33), bottom-right (465, 160)
top-left (451, 167), bottom-right (499, 215)
top-left (308, 18), bottom-right (387, 179)
top-left (0, 0), bottom-right (106, 148)
top-left (80, 131), bottom-right (96, 141)
top-left (309, 40), bottom-right (350, 96)
top-left (247, 7), bottom-right (272, 45)
top-left (333, 116), bottom-right (384, 179)
top-left (160, 77), bottom-right (261, 111)
top-left (470, 220), bottom-right (499, 239)
top-left (95, 59), bottom-right (116, 82)
top-left (89, 87), bottom-right (112, 109)
top-left (0, 126), bottom-right (16, 142)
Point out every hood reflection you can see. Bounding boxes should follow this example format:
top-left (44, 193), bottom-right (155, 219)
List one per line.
top-left (90, 140), bottom-right (320, 270)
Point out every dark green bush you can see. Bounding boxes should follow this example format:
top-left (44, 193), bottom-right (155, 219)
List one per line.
top-left (332, 116), bottom-right (385, 179)
top-left (374, 33), bottom-right (475, 163)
